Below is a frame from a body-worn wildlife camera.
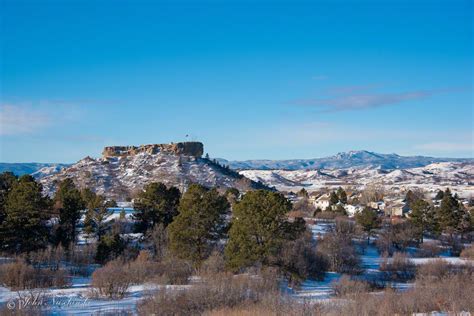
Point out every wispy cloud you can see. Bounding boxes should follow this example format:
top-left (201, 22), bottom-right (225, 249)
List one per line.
top-left (327, 84), bottom-right (380, 94)
top-left (0, 105), bottom-right (51, 135)
top-left (291, 90), bottom-right (434, 111)
top-left (289, 86), bottom-right (467, 112)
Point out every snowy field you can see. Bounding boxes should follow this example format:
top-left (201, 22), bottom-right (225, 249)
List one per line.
top-left (1, 219), bottom-right (473, 314)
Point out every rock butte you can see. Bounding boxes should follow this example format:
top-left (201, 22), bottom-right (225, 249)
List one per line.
top-left (102, 142), bottom-right (204, 158)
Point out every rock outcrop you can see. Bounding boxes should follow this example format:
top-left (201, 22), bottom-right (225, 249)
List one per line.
top-left (37, 142), bottom-right (267, 200)
top-left (102, 142), bottom-right (204, 158)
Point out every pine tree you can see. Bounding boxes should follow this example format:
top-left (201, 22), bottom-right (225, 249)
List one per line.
top-left (409, 199), bottom-right (432, 243)
top-left (0, 175), bottom-right (51, 253)
top-left (0, 172), bottom-right (17, 227)
top-left (355, 207), bottom-right (380, 244)
top-left (434, 190), bottom-right (444, 200)
top-left (133, 182), bottom-right (181, 233)
top-left (329, 191), bottom-right (339, 206)
top-left (336, 187), bottom-right (347, 204)
top-left (54, 179), bottom-right (84, 247)
top-left (168, 184), bottom-right (229, 265)
top-left (297, 188), bottom-right (309, 198)
top-left (225, 190), bottom-right (303, 271)
top-left (437, 188), bottom-right (461, 235)
top-left (81, 188), bottom-right (112, 240)
top-left (95, 232), bottom-right (125, 264)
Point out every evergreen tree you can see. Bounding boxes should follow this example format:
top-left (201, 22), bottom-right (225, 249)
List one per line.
top-left (168, 184), bottom-right (229, 265)
top-left (336, 187), bottom-right (347, 204)
top-left (434, 190), bottom-right (444, 200)
top-left (224, 187), bottom-right (240, 205)
top-left (404, 190), bottom-right (424, 209)
top-left (95, 232), bottom-right (125, 264)
top-left (54, 179), bottom-right (84, 247)
top-left (82, 190), bottom-right (112, 240)
top-left (334, 204), bottom-right (347, 216)
top-left (297, 188), bottom-right (309, 198)
top-left (133, 182), bottom-right (181, 233)
top-left (329, 191), bottom-right (339, 206)
top-left (225, 190), bottom-right (303, 271)
top-left (0, 172), bottom-right (17, 227)
top-left (0, 175), bottom-right (50, 253)
top-left (355, 207), bottom-right (380, 244)
top-left (409, 199), bottom-right (434, 242)
top-left (437, 188), bottom-right (461, 235)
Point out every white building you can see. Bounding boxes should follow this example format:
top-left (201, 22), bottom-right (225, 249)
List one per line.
top-left (312, 193), bottom-right (331, 210)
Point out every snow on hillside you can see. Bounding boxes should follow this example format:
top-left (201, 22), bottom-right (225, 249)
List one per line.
top-left (38, 152), bottom-right (266, 200)
top-left (240, 162), bottom-right (474, 197)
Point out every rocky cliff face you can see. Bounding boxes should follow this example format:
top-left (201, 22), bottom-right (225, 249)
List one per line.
top-left (102, 142), bottom-right (203, 158)
top-left (37, 142), bottom-right (266, 200)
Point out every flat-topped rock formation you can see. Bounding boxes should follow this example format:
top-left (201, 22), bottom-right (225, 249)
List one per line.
top-left (102, 142), bottom-right (204, 158)
top-left (36, 141), bottom-right (268, 200)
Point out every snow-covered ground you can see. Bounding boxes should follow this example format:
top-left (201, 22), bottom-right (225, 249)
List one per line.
top-left (1, 220), bottom-right (473, 314)
top-left (240, 162), bottom-right (474, 198)
top-left (291, 221), bottom-right (474, 302)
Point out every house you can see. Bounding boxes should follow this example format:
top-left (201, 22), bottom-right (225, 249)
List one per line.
top-left (312, 193), bottom-right (331, 210)
top-left (368, 201), bottom-right (385, 211)
top-left (385, 199), bottom-right (410, 217)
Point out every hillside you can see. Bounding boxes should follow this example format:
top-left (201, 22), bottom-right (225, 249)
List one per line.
top-left (0, 163), bottom-right (70, 176)
top-left (218, 150), bottom-right (472, 170)
top-left (37, 142), bottom-right (267, 200)
top-left (240, 162), bottom-right (474, 197)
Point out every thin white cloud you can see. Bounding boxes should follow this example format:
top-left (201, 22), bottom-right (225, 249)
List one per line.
top-left (292, 90), bottom-right (433, 111)
top-left (0, 105), bottom-right (51, 135)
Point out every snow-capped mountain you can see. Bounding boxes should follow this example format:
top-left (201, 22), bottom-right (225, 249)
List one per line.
top-left (240, 162), bottom-right (474, 198)
top-left (218, 150), bottom-right (472, 170)
top-left (0, 163), bottom-right (70, 176)
top-left (37, 143), bottom-right (268, 200)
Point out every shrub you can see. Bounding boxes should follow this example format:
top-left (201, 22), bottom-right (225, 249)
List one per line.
top-left (314, 211), bottom-right (339, 220)
top-left (278, 232), bottom-right (327, 286)
top-left (417, 241), bottom-right (441, 258)
top-left (91, 259), bottom-right (132, 298)
top-left (338, 271), bottom-right (474, 315)
top-left (0, 260), bottom-right (36, 290)
top-left (156, 255), bottom-right (193, 285)
top-left (416, 259), bottom-right (474, 282)
top-left (416, 259), bottom-right (452, 281)
top-left (317, 232), bottom-right (361, 274)
top-left (0, 260), bottom-right (70, 290)
top-left (128, 250), bottom-right (161, 284)
top-left (379, 252), bottom-right (416, 281)
top-left (332, 275), bottom-right (372, 298)
top-left (198, 251), bottom-right (226, 276)
top-left (27, 245), bottom-right (65, 270)
top-left (460, 244), bottom-right (474, 259)
top-left (137, 270), bottom-right (278, 315)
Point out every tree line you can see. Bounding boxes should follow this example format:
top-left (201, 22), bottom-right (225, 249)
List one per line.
top-left (0, 172), bottom-right (322, 283)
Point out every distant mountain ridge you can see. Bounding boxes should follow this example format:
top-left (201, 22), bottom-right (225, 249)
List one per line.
top-left (1, 150), bottom-right (472, 177)
top-left (0, 163), bottom-right (71, 176)
top-left (217, 150), bottom-right (473, 170)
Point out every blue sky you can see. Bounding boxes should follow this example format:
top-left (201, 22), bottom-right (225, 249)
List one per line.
top-left (0, 0), bottom-right (472, 162)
